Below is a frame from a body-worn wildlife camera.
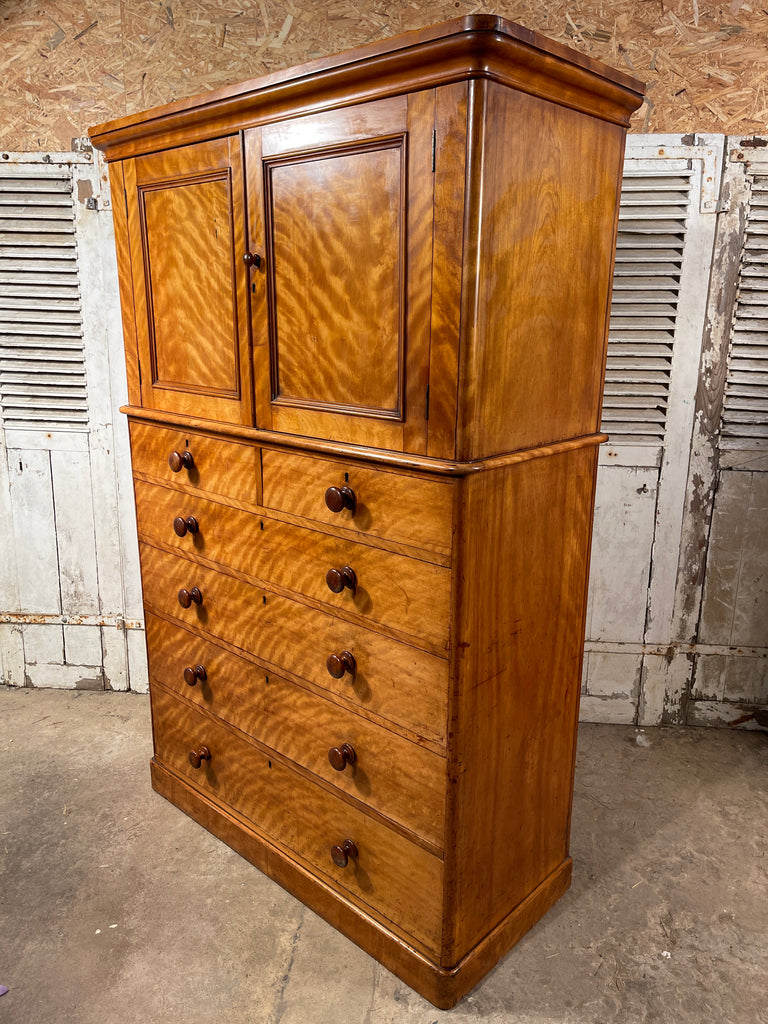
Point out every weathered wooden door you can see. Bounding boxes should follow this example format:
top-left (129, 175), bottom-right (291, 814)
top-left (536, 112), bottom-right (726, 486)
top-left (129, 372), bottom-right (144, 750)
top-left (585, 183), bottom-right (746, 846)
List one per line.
top-left (246, 95), bottom-right (435, 452)
top-left (123, 137), bottom-right (252, 425)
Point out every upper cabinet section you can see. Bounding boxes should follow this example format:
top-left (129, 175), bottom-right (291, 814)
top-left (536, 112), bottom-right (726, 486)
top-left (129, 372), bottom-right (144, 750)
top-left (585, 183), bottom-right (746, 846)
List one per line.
top-left (92, 16), bottom-right (644, 456)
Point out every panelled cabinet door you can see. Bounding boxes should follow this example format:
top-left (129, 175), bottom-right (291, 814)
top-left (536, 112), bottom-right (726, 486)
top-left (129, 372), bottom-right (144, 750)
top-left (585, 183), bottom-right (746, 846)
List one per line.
top-left (246, 94), bottom-right (435, 453)
top-left (124, 137), bottom-right (253, 425)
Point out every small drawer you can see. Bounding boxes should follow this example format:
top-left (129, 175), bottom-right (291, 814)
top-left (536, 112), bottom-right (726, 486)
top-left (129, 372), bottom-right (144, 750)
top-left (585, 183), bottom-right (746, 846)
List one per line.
top-left (262, 449), bottom-right (453, 557)
top-left (129, 420), bottom-right (260, 505)
top-left (135, 480), bottom-right (451, 648)
top-left (146, 614), bottom-right (445, 847)
top-left (150, 687), bottom-right (297, 848)
top-left (140, 550), bottom-right (448, 745)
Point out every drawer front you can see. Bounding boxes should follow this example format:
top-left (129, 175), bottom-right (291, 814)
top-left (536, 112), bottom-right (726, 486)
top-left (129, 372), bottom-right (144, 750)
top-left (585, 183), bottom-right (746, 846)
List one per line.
top-left (135, 479), bottom-right (450, 648)
top-left (150, 686), bottom-right (297, 848)
top-left (141, 547), bottom-right (448, 745)
top-left (147, 614), bottom-right (445, 847)
top-left (294, 777), bottom-right (444, 953)
top-left (261, 449), bottom-right (453, 557)
top-left (129, 420), bottom-right (260, 504)
top-left (151, 687), bottom-right (443, 951)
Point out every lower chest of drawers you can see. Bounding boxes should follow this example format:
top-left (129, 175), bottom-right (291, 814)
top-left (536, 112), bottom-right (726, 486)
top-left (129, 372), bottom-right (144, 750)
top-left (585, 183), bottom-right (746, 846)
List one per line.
top-left (131, 421), bottom-right (453, 957)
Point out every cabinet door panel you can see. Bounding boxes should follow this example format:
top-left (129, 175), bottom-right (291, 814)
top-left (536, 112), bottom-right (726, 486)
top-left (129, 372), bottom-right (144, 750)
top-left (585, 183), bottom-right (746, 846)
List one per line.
top-left (247, 94), bottom-right (434, 452)
top-left (125, 137), bottom-right (252, 425)
top-left (269, 142), bottom-right (403, 416)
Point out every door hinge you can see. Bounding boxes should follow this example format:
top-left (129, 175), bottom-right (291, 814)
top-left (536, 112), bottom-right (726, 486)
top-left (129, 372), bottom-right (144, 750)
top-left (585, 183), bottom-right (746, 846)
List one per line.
top-left (431, 129), bottom-right (436, 173)
top-left (425, 384), bottom-right (430, 420)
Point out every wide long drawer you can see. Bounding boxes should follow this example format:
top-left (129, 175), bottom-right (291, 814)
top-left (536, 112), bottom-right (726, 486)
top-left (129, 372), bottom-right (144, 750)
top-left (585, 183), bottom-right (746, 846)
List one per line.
top-left (140, 547), bottom-right (448, 745)
top-left (135, 479), bottom-right (451, 648)
top-left (151, 687), bottom-right (444, 951)
top-left (147, 615), bottom-right (445, 847)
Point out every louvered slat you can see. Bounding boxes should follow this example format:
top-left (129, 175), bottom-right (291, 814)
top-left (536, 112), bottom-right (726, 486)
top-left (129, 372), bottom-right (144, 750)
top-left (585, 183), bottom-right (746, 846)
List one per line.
top-left (602, 171), bottom-right (691, 442)
top-left (721, 174), bottom-right (768, 443)
top-left (0, 168), bottom-right (88, 430)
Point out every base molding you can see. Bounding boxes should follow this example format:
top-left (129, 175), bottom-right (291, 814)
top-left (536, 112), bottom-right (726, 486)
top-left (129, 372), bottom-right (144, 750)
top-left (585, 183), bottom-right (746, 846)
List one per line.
top-left (151, 759), bottom-right (572, 1008)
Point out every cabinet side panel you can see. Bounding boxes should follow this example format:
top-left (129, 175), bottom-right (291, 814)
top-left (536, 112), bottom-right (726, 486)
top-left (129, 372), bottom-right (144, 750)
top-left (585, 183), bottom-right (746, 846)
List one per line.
top-left (444, 444), bottom-right (598, 962)
top-left (461, 83), bottom-right (626, 458)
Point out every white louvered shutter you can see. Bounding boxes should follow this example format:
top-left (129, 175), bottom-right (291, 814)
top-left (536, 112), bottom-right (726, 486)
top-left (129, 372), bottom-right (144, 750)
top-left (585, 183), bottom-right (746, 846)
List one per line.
top-left (0, 165), bottom-right (88, 430)
top-left (602, 172), bottom-right (692, 443)
top-left (720, 173), bottom-right (768, 445)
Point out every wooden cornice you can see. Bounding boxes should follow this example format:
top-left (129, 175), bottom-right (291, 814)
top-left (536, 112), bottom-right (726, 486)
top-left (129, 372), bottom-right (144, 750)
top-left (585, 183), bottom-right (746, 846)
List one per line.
top-left (90, 16), bottom-right (644, 161)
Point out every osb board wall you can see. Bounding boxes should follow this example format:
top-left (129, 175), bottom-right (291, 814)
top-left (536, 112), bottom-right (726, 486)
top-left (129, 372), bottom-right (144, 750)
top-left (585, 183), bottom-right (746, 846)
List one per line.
top-left (1, 0), bottom-right (766, 152)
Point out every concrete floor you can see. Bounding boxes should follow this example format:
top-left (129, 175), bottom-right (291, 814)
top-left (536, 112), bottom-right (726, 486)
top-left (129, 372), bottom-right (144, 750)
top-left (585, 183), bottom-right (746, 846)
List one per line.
top-left (1, 687), bottom-right (766, 1024)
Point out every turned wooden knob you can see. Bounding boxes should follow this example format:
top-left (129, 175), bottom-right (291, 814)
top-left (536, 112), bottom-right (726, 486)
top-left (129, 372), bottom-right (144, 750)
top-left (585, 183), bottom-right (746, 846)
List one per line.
top-left (168, 450), bottom-right (194, 473)
top-left (331, 839), bottom-right (358, 868)
top-left (326, 651), bottom-right (356, 679)
top-left (183, 664), bottom-right (207, 687)
top-left (326, 566), bottom-right (357, 594)
top-left (328, 742), bottom-right (356, 772)
top-left (173, 515), bottom-right (199, 537)
top-left (243, 251), bottom-right (262, 268)
top-left (178, 587), bottom-right (203, 608)
top-left (188, 744), bottom-right (211, 769)
top-left (325, 485), bottom-right (356, 514)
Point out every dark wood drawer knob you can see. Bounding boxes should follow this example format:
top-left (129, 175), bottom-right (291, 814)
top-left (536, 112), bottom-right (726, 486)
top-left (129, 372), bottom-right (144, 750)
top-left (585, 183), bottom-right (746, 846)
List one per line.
top-left (331, 839), bottom-right (358, 868)
top-left (168, 450), bottom-right (194, 473)
top-left (326, 650), bottom-right (356, 679)
top-left (325, 485), bottom-right (356, 515)
top-left (183, 664), bottom-right (207, 686)
top-left (328, 742), bottom-right (356, 772)
top-left (326, 566), bottom-right (356, 594)
top-left (243, 251), bottom-right (262, 268)
top-left (173, 515), bottom-right (199, 538)
top-left (188, 745), bottom-right (211, 769)
top-left (178, 587), bottom-right (203, 609)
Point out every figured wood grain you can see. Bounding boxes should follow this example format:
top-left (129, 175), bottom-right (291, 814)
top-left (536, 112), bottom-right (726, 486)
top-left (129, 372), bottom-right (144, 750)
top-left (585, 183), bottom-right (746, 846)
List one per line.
top-left (129, 420), bottom-right (261, 505)
top-left (135, 480), bottom-right (451, 647)
top-left (146, 617), bottom-right (446, 846)
top-left (249, 95), bottom-right (433, 451)
top-left (144, 177), bottom-right (237, 391)
top-left (140, 548), bottom-right (448, 743)
top-left (292, 771), bottom-right (444, 952)
top-left (151, 749), bottom-right (444, 956)
top-left (269, 142), bottom-right (403, 414)
top-left (125, 404), bottom-right (606, 476)
top-left (457, 82), bottom-right (627, 459)
top-left (126, 137), bottom-right (253, 425)
top-left (261, 448), bottom-right (453, 556)
top-left (151, 757), bottom-right (571, 1007)
top-left (152, 686), bottom-right (444, 950)
top-left (107, 160), bottom-right (141, 407)
top-left (401, 87), bottom-right (435, 455)
top-left (442, 444), bottom-right (598, 963)
top-left (426, 83), bottom-right (468, 461)
top-left (150, 685), bottom-right (298, 848)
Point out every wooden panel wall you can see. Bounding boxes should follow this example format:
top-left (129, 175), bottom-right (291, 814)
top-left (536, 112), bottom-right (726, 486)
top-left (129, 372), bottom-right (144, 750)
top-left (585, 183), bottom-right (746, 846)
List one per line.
top-left (1, 0), bottom-right (766, 152)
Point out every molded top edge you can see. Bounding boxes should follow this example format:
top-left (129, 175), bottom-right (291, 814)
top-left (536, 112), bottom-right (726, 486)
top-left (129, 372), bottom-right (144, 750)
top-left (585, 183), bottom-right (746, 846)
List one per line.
top-left (90, 16), bottom-right (644, 154)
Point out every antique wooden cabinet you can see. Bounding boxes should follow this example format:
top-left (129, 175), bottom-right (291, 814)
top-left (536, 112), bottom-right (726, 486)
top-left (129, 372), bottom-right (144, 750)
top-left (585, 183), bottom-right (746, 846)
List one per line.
top-left (90, 17), bottom-right (643, 1008)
